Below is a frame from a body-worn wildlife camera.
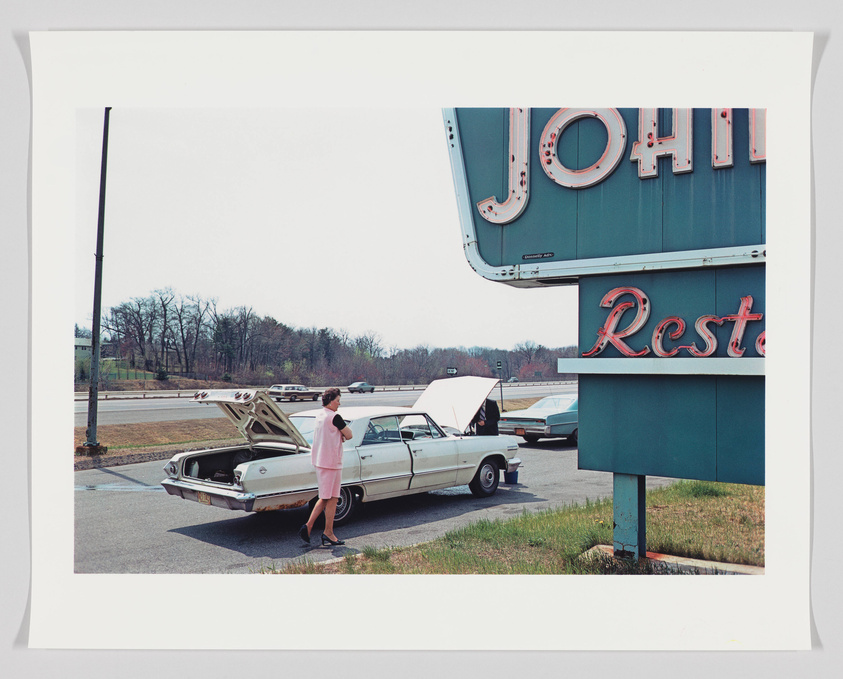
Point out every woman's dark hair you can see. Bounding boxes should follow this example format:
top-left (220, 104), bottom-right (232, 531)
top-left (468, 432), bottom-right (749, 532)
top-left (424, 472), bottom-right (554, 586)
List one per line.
top-left (322, 387), bottom-right (341, 407)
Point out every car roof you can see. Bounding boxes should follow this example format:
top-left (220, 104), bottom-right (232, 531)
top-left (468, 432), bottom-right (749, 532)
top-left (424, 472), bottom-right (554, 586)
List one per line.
top-left (292, 406), bottom-right (414, 419)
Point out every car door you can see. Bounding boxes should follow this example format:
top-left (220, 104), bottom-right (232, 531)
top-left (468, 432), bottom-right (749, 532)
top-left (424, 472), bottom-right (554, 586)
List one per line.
top-left (357, 415), bottom-right (412, 496)
top-left (399, 414), bottom-right (458, 489)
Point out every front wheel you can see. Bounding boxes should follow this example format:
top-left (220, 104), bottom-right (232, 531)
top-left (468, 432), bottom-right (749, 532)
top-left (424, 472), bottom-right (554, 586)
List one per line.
top-left (469, 459), bottom-right (500, 497)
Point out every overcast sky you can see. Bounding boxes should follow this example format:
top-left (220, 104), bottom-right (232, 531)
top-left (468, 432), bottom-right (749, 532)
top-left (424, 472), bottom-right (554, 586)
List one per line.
top-left (75, 107), bottom-right (578, 351)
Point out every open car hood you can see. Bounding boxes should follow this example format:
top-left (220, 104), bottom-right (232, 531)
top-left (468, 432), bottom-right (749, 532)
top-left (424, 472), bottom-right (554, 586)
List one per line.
top-left (191, 389), bottom-right (311, 450)
top-left (412, 376), bottom-right (500, 434)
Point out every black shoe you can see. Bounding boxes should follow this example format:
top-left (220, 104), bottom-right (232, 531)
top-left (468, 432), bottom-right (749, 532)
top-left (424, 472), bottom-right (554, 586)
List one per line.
top-left (321, 533), bottom-right (345, 546)
top-left (299, 524), bottom-right (311, 544)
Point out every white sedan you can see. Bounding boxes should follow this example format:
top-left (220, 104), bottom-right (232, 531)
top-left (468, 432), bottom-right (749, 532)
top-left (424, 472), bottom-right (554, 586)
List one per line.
top-left (162, 377), bottom-right (521, 526)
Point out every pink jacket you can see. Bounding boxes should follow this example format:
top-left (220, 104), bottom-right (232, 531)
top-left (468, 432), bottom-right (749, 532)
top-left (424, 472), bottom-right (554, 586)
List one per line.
top-left (310, 407), bottom-right (344, 470)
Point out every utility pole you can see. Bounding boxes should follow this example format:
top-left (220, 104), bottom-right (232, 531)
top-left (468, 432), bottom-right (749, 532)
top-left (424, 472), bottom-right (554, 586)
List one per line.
top-left (497, 360), bottom-right (504, 410)
top-left (82, 107), bottom-right (112, 454)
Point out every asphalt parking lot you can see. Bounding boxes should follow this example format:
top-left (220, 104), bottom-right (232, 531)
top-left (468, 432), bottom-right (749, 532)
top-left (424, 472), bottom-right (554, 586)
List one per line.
top-left (74, 438), bottom-right (675, 574)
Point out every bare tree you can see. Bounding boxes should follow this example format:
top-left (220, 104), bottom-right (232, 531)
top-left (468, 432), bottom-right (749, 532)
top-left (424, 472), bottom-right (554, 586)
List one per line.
top-left (154, 288), bottom-right (176, 372)
top-left (513, 340), bottom-right (542, 365)
top-left (171, 293), bottom-right (210, 375)
top-left (354, 331), bottom-right (383, 358)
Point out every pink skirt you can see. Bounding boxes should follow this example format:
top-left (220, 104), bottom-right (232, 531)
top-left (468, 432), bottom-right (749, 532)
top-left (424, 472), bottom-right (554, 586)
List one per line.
top-left (315, 466), bottom-right (342, 499)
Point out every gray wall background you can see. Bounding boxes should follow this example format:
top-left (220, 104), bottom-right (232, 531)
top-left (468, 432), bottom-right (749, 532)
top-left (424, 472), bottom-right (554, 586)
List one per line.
top-left (2, 2), bottom-right (839, 677)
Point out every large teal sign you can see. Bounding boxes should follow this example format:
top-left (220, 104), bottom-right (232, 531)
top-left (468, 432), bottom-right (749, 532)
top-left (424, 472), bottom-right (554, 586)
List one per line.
top-left (444, 107), bottom-right (766, 285)
top-left (445, 107), bottom-right (766, 559)
top-left (577, 266), bottom-right (765, 487)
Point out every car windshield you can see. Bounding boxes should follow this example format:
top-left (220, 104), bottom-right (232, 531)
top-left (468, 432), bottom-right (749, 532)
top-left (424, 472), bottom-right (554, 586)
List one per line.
top-left (531, 396), bottom-right (576, 411)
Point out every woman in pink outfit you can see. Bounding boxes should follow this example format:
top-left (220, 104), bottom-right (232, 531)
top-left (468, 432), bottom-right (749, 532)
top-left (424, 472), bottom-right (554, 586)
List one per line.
top-left (300, 387), bottom-right (353, 546)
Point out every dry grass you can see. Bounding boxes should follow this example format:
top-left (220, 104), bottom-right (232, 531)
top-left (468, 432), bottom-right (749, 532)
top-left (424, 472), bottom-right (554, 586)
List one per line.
top-left (499, 397), bottom-right (542, 411)
top-left (74, 418), bottom-right (239, 454)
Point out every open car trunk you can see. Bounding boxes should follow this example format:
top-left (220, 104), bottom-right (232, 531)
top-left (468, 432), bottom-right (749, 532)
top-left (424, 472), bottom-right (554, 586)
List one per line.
top-left (180, 444), bottom-right (297, 485)
top-left (175, 390), bottom-right (312, 485)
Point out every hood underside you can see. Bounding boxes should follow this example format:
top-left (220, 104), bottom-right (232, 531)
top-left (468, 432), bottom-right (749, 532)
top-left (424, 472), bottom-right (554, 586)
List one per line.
top-left (412, 376), bottom-right (500, 433)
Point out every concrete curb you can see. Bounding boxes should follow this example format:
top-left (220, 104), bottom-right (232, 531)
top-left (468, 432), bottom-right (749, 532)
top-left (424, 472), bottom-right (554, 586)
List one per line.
top-left (588, 544), bottom-right (764, 575)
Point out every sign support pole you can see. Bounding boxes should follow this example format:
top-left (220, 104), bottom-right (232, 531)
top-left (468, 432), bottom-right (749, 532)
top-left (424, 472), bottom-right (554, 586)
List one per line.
top-left (612, 473), bottom-right (646, 560)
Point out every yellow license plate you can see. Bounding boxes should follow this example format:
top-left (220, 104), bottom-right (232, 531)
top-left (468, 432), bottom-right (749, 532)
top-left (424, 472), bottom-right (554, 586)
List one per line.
top-left (197, 491), bottom-right (211, 505)
top-left (515, 428), bottom-right (526, 436)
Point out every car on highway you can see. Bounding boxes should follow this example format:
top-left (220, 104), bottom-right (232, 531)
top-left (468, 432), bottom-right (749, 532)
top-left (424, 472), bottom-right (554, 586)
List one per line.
top-left (498, 393), bottom-right (578, 444)
top-left (267, 383), bottom-right (321, 402)
top-left (161, 377), bottom-right (521, 527)
top-left (347, 381), bottom-right (375, 393)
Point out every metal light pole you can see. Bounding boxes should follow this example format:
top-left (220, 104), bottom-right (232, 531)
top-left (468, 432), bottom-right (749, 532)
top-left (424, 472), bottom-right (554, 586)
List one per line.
top-left (83, 107), bottom-right (112, 453)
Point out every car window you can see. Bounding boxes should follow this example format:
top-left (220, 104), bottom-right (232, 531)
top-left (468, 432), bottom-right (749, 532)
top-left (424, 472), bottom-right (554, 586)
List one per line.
top-left (534, 396), bottom-right (576, 411)
top-left (398, 413), bottom-right (445, 440)
top-left (362, 415), bottom-right (401, 445)
top-left (288, 416), bottom-right (316, 445)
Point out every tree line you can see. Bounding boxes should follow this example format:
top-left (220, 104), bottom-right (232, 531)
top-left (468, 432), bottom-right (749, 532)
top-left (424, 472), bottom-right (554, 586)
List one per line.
top-left (76, 288), bottom-right (577, 386)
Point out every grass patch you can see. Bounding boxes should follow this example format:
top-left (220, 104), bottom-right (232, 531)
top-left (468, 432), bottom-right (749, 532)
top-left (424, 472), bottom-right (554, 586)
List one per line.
top-left (645, 482), bottom-right (765, 565)
top-left (264, 481), bottom-right (763, 575)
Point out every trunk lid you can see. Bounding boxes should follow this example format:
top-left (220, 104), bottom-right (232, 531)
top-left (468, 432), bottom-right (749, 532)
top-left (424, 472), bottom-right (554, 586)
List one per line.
top-left (191, 389), bottom-right (311, 450)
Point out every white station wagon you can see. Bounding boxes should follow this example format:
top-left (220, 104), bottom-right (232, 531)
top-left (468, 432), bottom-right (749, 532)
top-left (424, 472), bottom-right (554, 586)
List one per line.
top-left (161, 377), bottom-right (521, 526)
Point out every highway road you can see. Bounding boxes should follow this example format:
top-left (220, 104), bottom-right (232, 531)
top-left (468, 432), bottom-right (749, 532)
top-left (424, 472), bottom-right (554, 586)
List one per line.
top-left (74, 383), bottom-right (577, 427)
top-left (74, 437), bottom-right (672, 574)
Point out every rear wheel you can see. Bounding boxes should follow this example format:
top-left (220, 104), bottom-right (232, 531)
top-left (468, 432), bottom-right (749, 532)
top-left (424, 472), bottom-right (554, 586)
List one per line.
top-left (333, 486), bottom-right (360, 525)
top-left (307, 486), bottom-right (360, 527)
top-left (569, 428), bottom-right (578, 445)
top-left (290, 394), bottom-right (297, 402)
top-left (469, 459), bottom-right (500, 497)
top-left (523, 434), bottom-right (540, 444)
